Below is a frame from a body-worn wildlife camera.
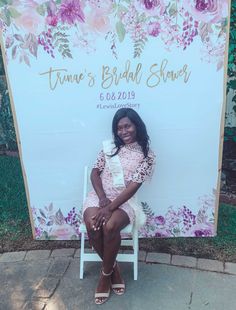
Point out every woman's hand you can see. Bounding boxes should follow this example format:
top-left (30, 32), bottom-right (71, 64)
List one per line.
top-left (92, 206), bottom-right (113, 230)
top-left (99, 197), bottom-right (111, 208)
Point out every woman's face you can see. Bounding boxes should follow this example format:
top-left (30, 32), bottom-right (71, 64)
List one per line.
top-left (117, 117), bottom-right (137, 144)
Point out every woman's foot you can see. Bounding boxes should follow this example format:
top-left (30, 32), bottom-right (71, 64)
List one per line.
top-left (111, 262), bottom-right (125, 295)
top-left (95, 269), bottom-right (112, 305)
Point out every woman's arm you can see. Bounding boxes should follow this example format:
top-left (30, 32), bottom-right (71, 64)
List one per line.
top-left (92, 181), bottom-right (142, 229)
top-left (108, 181), bottom-right (142, 212)
top-left (91, 168), bottom-right (106, 200)
top-left (91, 168), bottom-right (111, 207)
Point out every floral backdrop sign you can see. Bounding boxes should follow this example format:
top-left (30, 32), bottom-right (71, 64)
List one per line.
top-left (0, 0), bottom-right (230, 239)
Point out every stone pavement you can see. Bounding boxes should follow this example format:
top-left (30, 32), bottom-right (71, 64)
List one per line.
top-left (0, 248), bottom-right (236, 310)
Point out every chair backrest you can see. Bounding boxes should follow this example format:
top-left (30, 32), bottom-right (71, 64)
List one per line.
top-left (83, 166), bottom-right (89, 204)
top-left (83, 166), bottom-right (93, 204)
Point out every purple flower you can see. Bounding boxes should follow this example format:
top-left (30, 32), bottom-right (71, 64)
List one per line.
top-left (155, 229), bottom-right (169, 237)
top-left (147, 21), bottom-right (161, 37)
top-left (194, 230), bottom-right (204, 237)
top-left (183, 0), bottom-right (228, 23)
top-left (194, 229), bottom-right (212, 237)
top-left (35, 227), bottom-right (42, 238)
top-left (135, 0), bottom-right (166, 16)
top-left (196, 0), bottom-right (210, 11)
top-left (58, 0), bottom-right (85, 25)
top-left (144, 0), bottom-right (158, 10)
top-left (155, 215), bottom-right (165, 225)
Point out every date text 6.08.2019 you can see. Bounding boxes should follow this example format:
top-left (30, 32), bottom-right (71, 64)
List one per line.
top-left (99, 91), bottom-right (135, 101)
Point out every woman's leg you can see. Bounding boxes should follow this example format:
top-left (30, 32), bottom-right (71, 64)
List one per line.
top-left (95, 209), bottom-right (129, 301)
top-left (102, 209), bottom-right (130, 273)
top-left (83, 207), bottom-right (104, 259)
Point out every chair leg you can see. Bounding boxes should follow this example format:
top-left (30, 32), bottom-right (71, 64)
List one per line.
top-left (133, 230), bottom-right (139, 281)
top-left (80, 232), bottom-right (85, 279)
top-left (134, 258), bottom-right (138, 281)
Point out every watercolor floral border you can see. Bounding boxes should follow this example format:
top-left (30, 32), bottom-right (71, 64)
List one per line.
top-left (0, 0), bottom-right (229, 69)
top-left (33, 193), bottom-right (216, 240)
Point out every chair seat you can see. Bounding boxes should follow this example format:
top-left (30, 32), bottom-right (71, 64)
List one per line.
top-left (80, 223), bottom-right (133, 234)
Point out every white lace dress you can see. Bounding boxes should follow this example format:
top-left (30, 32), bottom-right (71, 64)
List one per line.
top-left (83, 142), bottom-right (155, 224)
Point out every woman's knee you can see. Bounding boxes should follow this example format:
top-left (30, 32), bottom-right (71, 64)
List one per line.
top-left (83, 217), bottom-right (101, 240)
top-left (88, 228), bottom-right (102, 242)
top-left (83, 208), bottom-right (97, 230)
top-left (103, 221), bottom-right (120, 240)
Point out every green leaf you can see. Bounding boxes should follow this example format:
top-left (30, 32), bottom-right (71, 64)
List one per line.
top-left (232, 135), bottom-right (236, 143)
top-left (8, 7), bottom-right (21, 18)
top-left (116, 21), bottom-right (126, 43)
top-left (225, 128), bottom-right (232, 136)
top-left (70, 235), bottom-right (78, 240)
top-left (232, 95), bottom-right (236, 103)
top-left (36, 4), bottom-right (46, 16)
top-left (1, 8), bottom-right (11, 26)
top-left (117, 4), bottom-right (128, 15)
top-left (228, 79), bottom-right (236, 90)
top-left (41, 231), bottom-right (49, 239)
top-left (169, 3), bottom-right (177, 17)
top-left (173, 228), bottom-right (180, 234)
top-left (0, 0), bottom-right (8, 8)
top-left (228, 54), bottom-right (234, 63)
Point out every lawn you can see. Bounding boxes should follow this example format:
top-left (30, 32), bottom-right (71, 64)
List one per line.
top-left (0, 155), bottom-right (31, 241)
top-left (0, 155), bottom-right (236, 262)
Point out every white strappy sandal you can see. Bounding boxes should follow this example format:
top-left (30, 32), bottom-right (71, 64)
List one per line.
top-left (95, 269), bottom-right (112, 305)
top-left (111, 262), bottom-right (125, 296)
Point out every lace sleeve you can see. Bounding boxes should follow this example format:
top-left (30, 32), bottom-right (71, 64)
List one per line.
top-left (131, 150), bottom-right (156, 183)
top-left (93, 150), bottom-right (105, 172)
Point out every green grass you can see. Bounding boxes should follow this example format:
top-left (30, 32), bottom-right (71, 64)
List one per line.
top-left (0, 155), bottom-right (30, 239)
top-left (0, 155), bottom-right (236, 261)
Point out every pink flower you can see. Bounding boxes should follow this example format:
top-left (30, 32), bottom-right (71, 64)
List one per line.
top-left (58, 0), bottom-right (85, 25)
top-left (84, 0), bottom-right (113, 34)
top-left (86, 11), bottom-right (111, 33)
top-left (201, 35), bottom-right (226, 70)
top-left (134, 0), bottom-right (168, 16)
top-left (147, 21), bottom-right (161, 37)
top-left (188, 223), bottom-right (214, 237)
top-left (14, 7), bottom-right (44, 34)
top-left (46, 0), bottom-right (58, 26)
top-left (155, 229), bottom-right (170, 237)
top-left (35, 227), bottom-right (42, 238)
top-left (5, 36), bottom-right (14, 48)
top-left (183, 0), bottom-right (228, 23)
top-left (50, 223), bottom-right (77, 240)
top-left (46, 14), bottom-right (58, 26)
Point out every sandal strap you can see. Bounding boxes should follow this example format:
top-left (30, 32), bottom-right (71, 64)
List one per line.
top-left (111, 284), bottom-right (125, 289)
top-left (101, 269), bottom-right (113, 276)
top-left (95, 292), bottom-right (110, 298)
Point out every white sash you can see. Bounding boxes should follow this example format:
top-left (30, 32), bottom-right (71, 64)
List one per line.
top-left (103, 140), bottom-right (125, 188)
top-left (103, 140), bottom-right (146, 230)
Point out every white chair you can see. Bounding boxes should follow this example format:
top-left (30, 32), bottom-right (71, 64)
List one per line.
top-left (79, 166), bottom-right (139, 280)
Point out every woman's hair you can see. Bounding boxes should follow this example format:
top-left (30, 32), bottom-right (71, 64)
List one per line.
top-left (111, 108), bottom-right (150, 158)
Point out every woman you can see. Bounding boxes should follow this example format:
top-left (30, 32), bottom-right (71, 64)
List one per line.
top-left (83, 108), bottom-right (155, 305)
